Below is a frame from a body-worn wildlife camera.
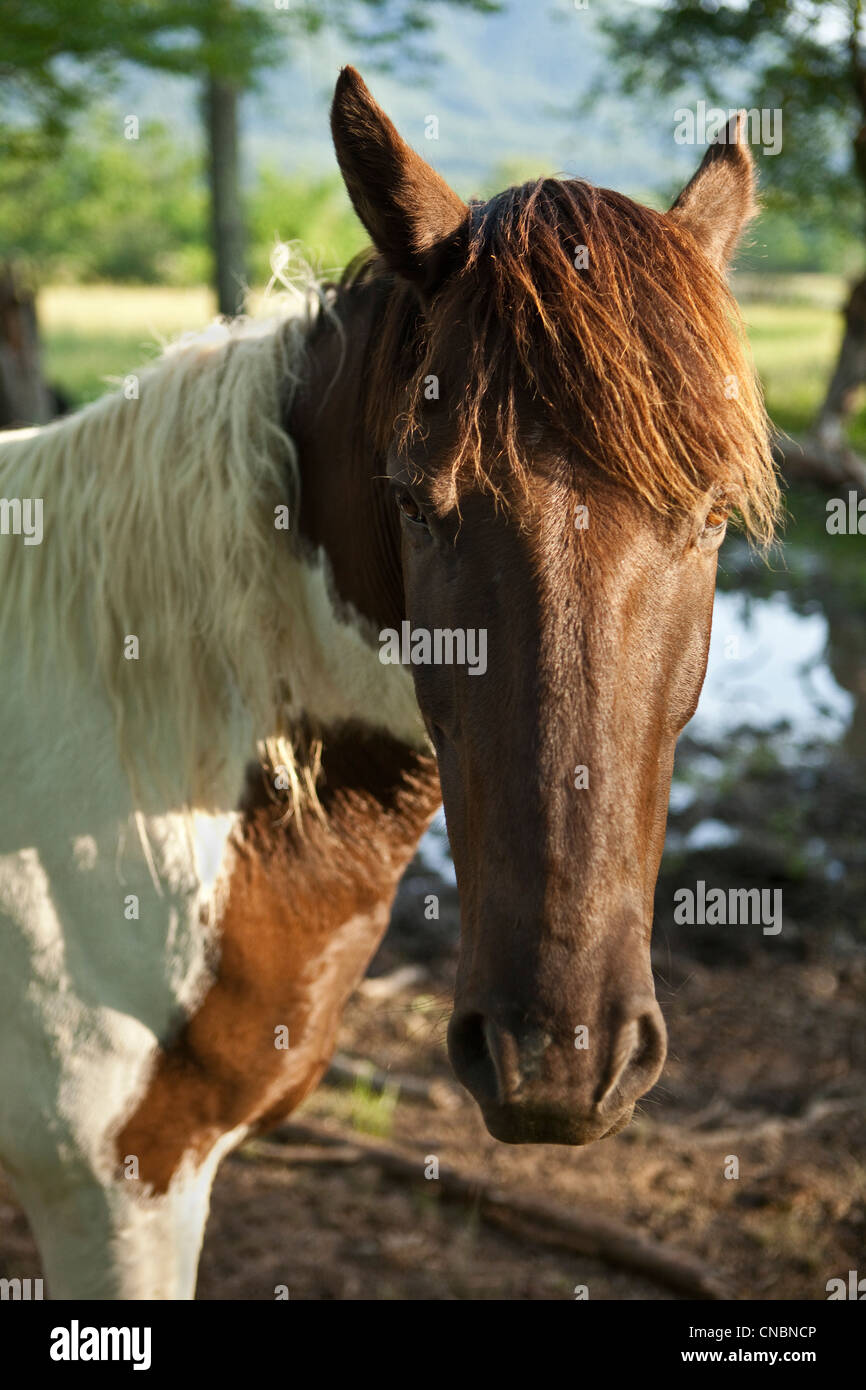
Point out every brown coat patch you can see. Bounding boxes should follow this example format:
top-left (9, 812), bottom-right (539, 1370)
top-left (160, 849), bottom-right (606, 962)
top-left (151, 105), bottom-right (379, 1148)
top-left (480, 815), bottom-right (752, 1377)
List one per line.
top-left (116, 728), bottom-right (439, 1192)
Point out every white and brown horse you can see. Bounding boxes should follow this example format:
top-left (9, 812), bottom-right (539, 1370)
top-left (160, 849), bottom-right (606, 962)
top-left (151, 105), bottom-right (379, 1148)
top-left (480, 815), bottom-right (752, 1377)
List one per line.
top-left (0, 70), bottom-right (777, 1298)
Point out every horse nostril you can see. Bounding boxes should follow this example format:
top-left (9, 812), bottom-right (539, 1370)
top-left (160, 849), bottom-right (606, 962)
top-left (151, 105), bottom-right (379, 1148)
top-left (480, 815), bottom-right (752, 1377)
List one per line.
top-left (597, 1004), bottom-right (667, 1112)
top-left (447, 1010), bottom-right (500, 1105)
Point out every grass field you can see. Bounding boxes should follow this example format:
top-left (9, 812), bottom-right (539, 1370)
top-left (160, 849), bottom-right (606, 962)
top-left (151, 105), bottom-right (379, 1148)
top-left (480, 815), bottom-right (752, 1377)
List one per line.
top-left (740, 299), bottom-right (845, 440)
top-left (38, 276), bottom-right (857, 444)
top-left (41, 285), bottom-right (218, 404)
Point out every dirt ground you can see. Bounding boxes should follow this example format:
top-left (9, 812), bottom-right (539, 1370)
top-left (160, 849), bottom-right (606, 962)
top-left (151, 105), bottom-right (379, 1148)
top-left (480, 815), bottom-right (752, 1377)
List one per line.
top-left (2, 934), bottom-right (862, 1301)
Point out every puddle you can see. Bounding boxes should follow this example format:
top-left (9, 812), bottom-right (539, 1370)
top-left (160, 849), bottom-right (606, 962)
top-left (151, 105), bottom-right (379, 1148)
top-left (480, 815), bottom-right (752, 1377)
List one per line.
top-left (420, 808), bottom-right (457, 885)
top-left (692, 590), bottom-right (853, 750)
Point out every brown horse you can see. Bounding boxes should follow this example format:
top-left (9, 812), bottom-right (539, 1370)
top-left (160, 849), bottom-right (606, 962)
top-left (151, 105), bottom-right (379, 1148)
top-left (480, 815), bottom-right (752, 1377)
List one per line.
top-left (0, 68), bottom-right (777, 1298)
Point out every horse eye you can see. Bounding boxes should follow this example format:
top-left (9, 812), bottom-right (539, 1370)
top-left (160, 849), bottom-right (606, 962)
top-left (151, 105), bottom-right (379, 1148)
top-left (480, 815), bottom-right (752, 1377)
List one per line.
top-left (396, 490), bottom-right (428, 527)
top-left (701, 502), bottom-right (729, 537)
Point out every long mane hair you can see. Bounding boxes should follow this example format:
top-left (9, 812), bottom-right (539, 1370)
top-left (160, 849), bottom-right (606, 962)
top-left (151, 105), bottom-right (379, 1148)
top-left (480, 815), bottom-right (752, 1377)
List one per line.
top-left (0, 276), bottom-right (324, 811)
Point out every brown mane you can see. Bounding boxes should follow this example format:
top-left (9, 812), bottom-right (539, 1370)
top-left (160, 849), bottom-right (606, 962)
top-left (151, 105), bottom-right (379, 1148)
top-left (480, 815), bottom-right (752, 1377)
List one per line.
top-left (354, 176), bottom-right (780, 544)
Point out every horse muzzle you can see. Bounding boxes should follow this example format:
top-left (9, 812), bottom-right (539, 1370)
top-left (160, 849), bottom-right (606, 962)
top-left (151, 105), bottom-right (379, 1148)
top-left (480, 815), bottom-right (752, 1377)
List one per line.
top-left (447, 999), bottom-right (667, 1145)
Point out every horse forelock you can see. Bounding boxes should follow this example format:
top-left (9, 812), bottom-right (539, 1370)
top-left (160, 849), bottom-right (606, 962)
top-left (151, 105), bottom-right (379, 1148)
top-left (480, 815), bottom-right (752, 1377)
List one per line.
top-left (364, 177), bottom-right (781, 545)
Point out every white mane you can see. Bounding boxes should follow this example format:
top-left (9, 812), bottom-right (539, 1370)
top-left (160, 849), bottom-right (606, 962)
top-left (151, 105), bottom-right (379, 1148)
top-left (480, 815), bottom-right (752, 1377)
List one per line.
top-left (0, 268), bottom-right (329, 812)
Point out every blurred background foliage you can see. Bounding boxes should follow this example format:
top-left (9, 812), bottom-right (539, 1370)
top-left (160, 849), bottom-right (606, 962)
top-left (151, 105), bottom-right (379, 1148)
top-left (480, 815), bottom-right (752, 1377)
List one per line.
top-left (0, 109), bottom-right (370, 287)
top-left (0, 106), bottom-right (861, 292)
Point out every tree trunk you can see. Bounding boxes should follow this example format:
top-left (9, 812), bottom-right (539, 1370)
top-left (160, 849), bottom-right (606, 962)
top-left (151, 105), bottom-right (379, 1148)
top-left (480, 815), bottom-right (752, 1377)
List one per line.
top-left (779, 271), bottom-right (866, 491)
top-left (203, 74), bottom-right (246, 317)
top-left (0, 265), bottom-right (56, 429)
top-left (810, 273), bottom-right (866, 452)
top-left (790, 62), bottom-right (866, 488)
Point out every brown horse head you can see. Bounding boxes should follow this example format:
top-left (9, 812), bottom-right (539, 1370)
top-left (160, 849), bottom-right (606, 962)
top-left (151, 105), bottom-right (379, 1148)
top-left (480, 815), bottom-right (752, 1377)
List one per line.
top-left (327, 69), bottom-right (779, 1144)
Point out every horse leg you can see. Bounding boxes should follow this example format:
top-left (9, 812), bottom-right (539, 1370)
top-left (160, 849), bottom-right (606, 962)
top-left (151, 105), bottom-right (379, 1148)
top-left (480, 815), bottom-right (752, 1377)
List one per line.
top-left (6, 1152), bottom-right (230, 1300)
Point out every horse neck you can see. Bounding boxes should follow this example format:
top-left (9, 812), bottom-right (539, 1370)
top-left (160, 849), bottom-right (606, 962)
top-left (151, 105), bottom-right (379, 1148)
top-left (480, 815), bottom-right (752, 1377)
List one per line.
top-left (285, 273), bottom-right (439, 815)
top-left (290, 276), bottom-right (406, 633)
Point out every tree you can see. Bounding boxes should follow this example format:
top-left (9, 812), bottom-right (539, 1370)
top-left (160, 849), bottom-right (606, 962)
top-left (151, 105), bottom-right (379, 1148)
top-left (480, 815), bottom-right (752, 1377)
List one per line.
top-left (0, 266), bottom-right (56, 427)
top-left (185, 0), bottom-right (505, 314)
top-left (0, 111), bottom-right (208, 284)
top-left (0, 2), bottom-right (172, 159)
top-left (598, 0), bottom-right (866, 486)
top-left (0, 1), bottom-right (281, 314)
top-left (1, 0), bottom-right (501, 317)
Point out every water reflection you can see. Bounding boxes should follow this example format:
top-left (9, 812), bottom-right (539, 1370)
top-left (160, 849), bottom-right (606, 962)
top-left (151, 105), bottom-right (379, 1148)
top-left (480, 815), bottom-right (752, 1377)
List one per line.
top-left (695, 591), bottom-right (852, 752)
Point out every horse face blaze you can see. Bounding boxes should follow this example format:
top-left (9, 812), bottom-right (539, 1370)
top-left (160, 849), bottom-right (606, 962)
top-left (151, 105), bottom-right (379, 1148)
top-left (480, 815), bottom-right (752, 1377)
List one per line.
top-left (393, 456), bottom-right (723, 1145)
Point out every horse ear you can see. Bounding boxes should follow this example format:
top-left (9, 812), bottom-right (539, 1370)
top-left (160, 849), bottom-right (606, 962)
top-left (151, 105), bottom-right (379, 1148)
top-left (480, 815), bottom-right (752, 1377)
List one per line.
top-left (331, 66), bottom-right (469, 295)
top-left (667, 112), bottom-right (756, 270)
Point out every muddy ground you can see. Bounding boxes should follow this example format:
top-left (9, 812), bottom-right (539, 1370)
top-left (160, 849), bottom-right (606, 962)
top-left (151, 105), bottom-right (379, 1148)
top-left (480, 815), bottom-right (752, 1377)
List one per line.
top-left (193, 935), bottom-right (862, 1301)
